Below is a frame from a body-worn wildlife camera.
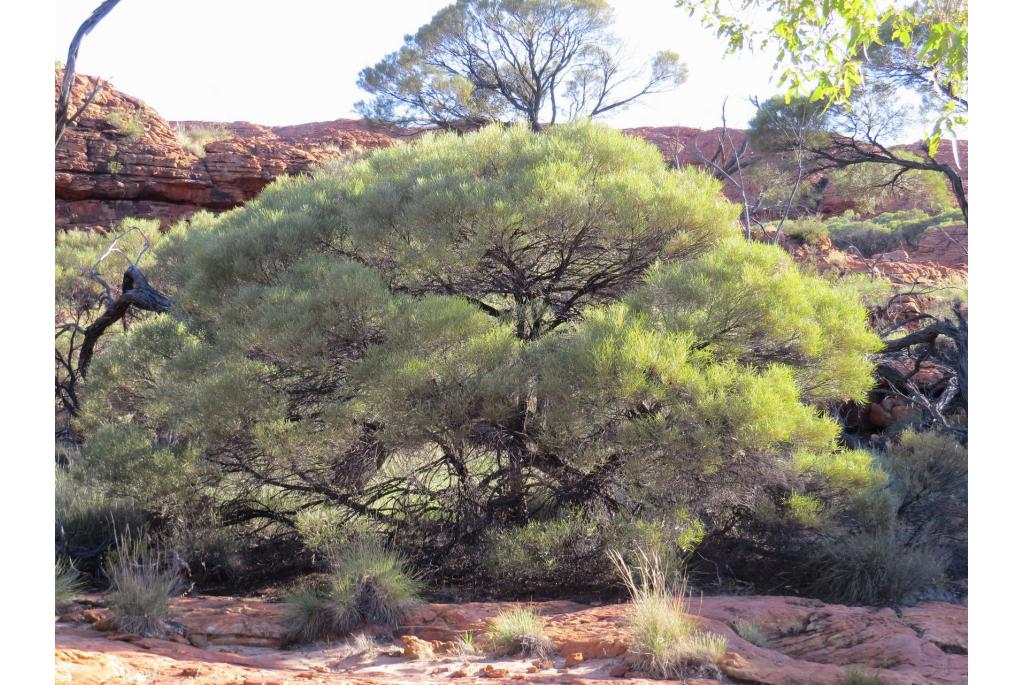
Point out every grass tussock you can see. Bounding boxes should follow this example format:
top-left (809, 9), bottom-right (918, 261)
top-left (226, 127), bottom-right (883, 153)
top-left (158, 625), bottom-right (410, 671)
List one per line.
top-left (611, 549), bottom-right (727, 679)
top-left (174, 124), bottom-right (231, 157)
top-left (55, 558), bottom-right (84, 610)
top-left (844, 667), bottom-right (884, 685)
top-left (283, 540), bottom-right (421, 644)
top-left (106, 111), bottom-right (146, 142)
top-left (485, 606), bottom-right (553, 657)
top-left (735, 619), bottom-right (767, 646)
top-left (809, 532), bottom-right (946, 607)
top-left (105, 533), bottom-right (181, 636)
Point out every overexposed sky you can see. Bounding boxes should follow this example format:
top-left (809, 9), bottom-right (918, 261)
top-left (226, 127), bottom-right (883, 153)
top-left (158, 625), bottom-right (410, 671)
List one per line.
top-left (55, 0), bottom-right (788, 130)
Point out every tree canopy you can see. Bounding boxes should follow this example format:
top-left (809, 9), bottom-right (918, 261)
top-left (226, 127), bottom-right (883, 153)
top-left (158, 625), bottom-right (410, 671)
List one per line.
top-left (71, 123), bottom-right (882, 570)
top-left (357, 0), bottom-right (687, 131)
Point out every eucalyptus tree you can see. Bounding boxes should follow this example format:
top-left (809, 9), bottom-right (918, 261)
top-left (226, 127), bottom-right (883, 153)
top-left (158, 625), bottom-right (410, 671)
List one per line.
top-left (357, 0), bottom-right (687, 131)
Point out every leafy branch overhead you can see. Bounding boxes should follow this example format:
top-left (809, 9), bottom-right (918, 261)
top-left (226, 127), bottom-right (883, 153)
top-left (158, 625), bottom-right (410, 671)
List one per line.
top-left (357, 0), bottom-right (687, 131)
top-left (677, 0), bottom-right (967, 156)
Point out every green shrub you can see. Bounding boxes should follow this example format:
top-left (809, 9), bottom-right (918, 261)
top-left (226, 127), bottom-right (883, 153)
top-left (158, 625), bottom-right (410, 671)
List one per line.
top-left (283, 540), bottom-right (421, 643)
top-left (55, 559), bottom-right (84, 610)
top-left (825, 209), bottom-right (962, 257)
top-left (884, 430), bottom-right (967, 577)
top-left (174, 124), bottom-right (230, 157)
top-left (808, 532), bottom-right (946, 606)
top-left (105, 534), bottom-right (181, 635)
top-left (784, 217), bottom-right (829, 244)
top-left (106, 110), bottom-right (146, 142)
top-left (485, 607), bottom-right (552, 657)
top-left (75, 123), bottom-right (882, 584)
top-left (484, 509), bottom-right (682, 592)
top-left (611, 550), bottom-right (727, 679)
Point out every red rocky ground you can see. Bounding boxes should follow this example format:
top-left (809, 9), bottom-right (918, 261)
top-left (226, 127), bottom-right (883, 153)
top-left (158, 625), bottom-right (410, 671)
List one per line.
top-left (56, 594), bottom-right (966, 685)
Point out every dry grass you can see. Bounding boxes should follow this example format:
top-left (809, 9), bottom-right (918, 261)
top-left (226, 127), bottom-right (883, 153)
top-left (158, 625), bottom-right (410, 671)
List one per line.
top-left (105, 533), bottom-right (181, 636)
top-left (734, 619), bottom-right (767, 646)
top-left (485, 606), bottom-right (553, 657)
top-left (174, 124), bottom-right (231, 157)
top-left (55, 558), bottom-right (84, 610)
top-left (610, 549), bottom-right (727, 679)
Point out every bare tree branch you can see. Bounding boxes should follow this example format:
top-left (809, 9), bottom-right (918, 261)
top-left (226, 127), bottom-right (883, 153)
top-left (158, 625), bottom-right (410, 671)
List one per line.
top-left (55, 0), bottom-right (122, 145)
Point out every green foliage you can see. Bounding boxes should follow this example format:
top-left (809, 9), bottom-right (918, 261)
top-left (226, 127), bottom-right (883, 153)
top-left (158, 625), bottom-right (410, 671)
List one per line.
top-left (678, 0), bottom-right (968, 152)
top-left (55, 559), bottom-right (84, 610)
top-left (106, 533), bottom-right (181, 636)
top-left (784, 217), bottom-right (829, 245)
top-left (106, 110), bottom-right (146, 142)
top-left (483, 509), bottom-right (678, 592)
top-left (357, 0), bottom-right (686, 129)
top-left (626, 237), bottom-right (882, 403)
top-left (485, 607), bottom-right (552, 657)
top-left (884, 430), bottom-right (967, 574)
top-left (611, 550), bottom-right (726, 679)
top-left (825, 209), bottom-right (962, 257)
top-left (174, 124), bottom-right (230, 157)
top-left (106, 159), bottom-right (123, 174)
top-left (747, 95), bottom-right (829, 154)
top-left (283, 541), bottom-right (421, 643)
top-left (828, 161), bottom-right (954, 216)
top-left (55, 218), bottom-right (167, 417)
top-left (75, 123), bottom-right (883, 582)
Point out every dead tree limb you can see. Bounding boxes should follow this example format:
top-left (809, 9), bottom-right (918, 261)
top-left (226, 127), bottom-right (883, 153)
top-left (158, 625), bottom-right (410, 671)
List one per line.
top-left (55, 0), bottom-right (122, 145)
top-left (77, 264), bottom-right (173, 377)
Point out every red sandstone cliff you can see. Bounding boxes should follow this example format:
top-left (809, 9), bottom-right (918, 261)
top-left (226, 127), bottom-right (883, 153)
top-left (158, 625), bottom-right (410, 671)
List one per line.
top-left (55, 68), bottom-right (398, 232)
top-left (55, 68), bottom-right (968, 236)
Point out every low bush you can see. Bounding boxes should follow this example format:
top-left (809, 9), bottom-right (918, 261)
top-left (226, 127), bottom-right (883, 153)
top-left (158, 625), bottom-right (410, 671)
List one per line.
top-left (483, 509), bottom-right (682, 593)
top-left (807, 531), bottom-right (946, 606)
top-left (283, 540), bottom-right (421, 643)
top-left (174, 124), bottom-right (230, 157)
top-left (105, 534), bottom-right (182, 636)
top-left (825, 209), bottom-right (962, 257)
top-left (485, 607), bottom-right (552, 657)
top-left (611, 550), bottom-right (727, 679)
top-left (783, 217), bottom-right (829, 244)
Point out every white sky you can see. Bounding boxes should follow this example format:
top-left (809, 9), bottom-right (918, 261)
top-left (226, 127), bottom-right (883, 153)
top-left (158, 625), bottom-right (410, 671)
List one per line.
top-left (54, 0), bottom-right (789, 130)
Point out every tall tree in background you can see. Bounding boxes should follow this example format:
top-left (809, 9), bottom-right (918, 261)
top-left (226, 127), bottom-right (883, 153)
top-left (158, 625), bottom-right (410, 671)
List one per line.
top-left (357, 0), bottom-right (687, 131)
top-left (55, 0), bottom-right (123, 145)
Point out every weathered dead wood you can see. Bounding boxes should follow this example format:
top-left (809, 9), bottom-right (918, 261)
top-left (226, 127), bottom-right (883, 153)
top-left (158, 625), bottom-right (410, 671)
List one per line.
top-left (55, 0), bottom-right (122, 145)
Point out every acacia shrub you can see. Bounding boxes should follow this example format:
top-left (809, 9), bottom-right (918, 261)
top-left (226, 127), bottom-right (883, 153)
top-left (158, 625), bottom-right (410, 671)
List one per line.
top-left (76, 123), bottom-right (882, 583)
